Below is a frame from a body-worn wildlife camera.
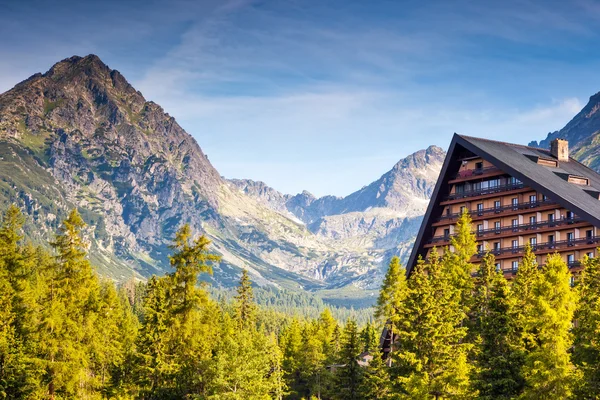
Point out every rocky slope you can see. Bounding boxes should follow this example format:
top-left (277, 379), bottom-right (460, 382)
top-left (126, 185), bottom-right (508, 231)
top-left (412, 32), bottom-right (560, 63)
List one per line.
top-left (0, 55), bottom-right (444, 293)
top-left (530, 91), bottom-right (600, 170)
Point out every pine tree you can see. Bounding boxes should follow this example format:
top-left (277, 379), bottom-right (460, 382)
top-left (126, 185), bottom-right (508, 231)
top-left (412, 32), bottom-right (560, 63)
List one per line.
top-left (299, 321), bottom-right (327, 399)
top-left (448, 209), bottom-right (477, 310)
top-left (234, 269), bottom-right (257, 328)
top-left (135, 275), bottom-right (173, 397)
top-left (574, 254), bottom-right (600, 397)
top-left (521, 253), bottom-right (579, 399)
top-left (512, 243), bottom-right (540, 352)
top-left (207, 312), bottom-right (281, 399)
top-left (472, 252), bottom-right (524, 399)
top-left (395, 251), bottom-right (473, 399)
top-left (334, 319), bottom-right (363, 400)
top-left (34, 209), bottom-right (99, 399)
top-left (281, 318), bottom-right (304, 398)
top-left (90, 280), bottom-right (139, 397)
top-left (374, 256), bottom-right (408, 366)
top-left (360, 322), bottom-right (390, 399)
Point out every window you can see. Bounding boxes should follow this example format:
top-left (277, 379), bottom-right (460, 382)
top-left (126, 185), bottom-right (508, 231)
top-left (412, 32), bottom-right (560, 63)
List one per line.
top-left (509, 177), bottom-right (521, 185)
top-left (494, 200), bottom-right (501, 209)
top-left (567, 254), bottom-right (575, 264)
top-left (512, 219), bottom-right (518, 232)
top-left (586, 230), bottom-right (593, 239)
top-left (477, 203), bottom-right (483, 214)
top-left (512, 240), bottom-right (518, 248)
top-left (512, 198), bottom-right (518, 209)
top-left (587, 252), bottom-right (594, 258)
top-left (548, 235), bottom-right (555, 244)
top-left (477, 244), bottom-right (483, 253)
top-left (475, 161), bottom-right (483, 170)
top-left (494, 221), bottom-right (501, 231)
top-left (495, 263), bottom-right (501, 271)
top-left (567, 232), bottom-right (574, 242)
top-left (443, 228), bottom-right (450, 238)
top-left (489, 178), bottom-right (500, 188)
top-left (530, 237), bottom-right (537, 248)
top-left (566, 211), bottom-right (573, 220)
top-left (548, 213), bottom-right (554, 223)
top-left (446, 207), bottom-right (451, 216)
top-left (455, 184), bottom-right (465, 194)
top-left (460, 206), bottom-right (465, 214)
top-left (477, 224), bottom-right (483, 232)
top-left (529, 194), bottom-right (537, 203)
top-left (529, 216), bottom-right (536, 225)
top-left (543, 194), bottom-right (548, 201)
top-left (512, 261), bottom-right (519, 271)
top-left (493, 242), bottom-right (500, 251)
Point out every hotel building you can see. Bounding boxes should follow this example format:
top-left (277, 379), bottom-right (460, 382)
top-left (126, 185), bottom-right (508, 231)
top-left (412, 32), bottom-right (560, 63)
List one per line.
top-left (406, 134), bottom-right (600, 277)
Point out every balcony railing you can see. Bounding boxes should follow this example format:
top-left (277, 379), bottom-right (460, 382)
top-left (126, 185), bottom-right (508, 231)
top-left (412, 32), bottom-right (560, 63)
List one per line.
top-left (475, 236), bottom-right (600, 258)
top-left (476, 260), bottom-right (582, 276)
top-left (438, 199), bottom-right (556, 221)
top-left (445, 182), bottom-right (525, 201)
top-left (428, 216), bottom-right (583, 244)
top-left (453, 166), bottom-right (501, 180)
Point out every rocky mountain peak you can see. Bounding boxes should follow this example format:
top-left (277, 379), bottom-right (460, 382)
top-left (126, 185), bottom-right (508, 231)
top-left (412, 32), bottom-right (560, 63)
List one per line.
top-left (532, 91), bottom-right (600, 151)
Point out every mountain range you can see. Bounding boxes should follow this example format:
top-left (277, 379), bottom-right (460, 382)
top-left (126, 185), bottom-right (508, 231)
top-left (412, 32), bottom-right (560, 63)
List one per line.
top-left (3, 55), bottom-right (599, 304)
top-left (0, 55), bottom-right (444, 303)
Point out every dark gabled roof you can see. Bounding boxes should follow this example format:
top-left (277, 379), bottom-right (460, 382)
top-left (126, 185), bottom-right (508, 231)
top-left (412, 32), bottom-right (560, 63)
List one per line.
top-left (406, 133), bottom-right (600, 275)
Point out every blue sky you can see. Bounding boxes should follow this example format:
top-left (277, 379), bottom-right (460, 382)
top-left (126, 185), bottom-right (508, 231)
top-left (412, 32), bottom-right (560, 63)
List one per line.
top-left (2, 0), bottom-right (600, 197)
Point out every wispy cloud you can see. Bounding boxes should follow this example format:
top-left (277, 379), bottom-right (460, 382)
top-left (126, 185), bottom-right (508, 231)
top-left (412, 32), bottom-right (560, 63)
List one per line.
top-left (2, 0), bottom-right (600, 196)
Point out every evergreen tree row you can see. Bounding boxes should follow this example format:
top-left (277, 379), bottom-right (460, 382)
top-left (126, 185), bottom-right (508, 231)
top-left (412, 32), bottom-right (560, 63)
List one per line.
top-left (374, 210), bottom-right (600, 399)
top-left (0, 205), bottom-right (379, 399)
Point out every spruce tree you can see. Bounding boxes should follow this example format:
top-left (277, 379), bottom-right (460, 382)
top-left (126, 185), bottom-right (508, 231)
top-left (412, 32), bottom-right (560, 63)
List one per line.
top-left (374, 256), bottom-right (408, 366)
top-left (334, 319), bottom-right (363, 400)
top-left (135, 275), bottom-right (172, 397)
top-left (360, 322), bottom-right (390, 399)
top-left (574, 254), bottom-right (600, 397)
top-left (512, 243), bottom-right (540, 352)
top-left (472, 252), bottom-right (523, 399)
top-left (521, 253), bottom-right (579, 399)
top-left (234, 269), bottom-right (257, 328)
top-left (281, 318), bottom-right (303, 397)
top-left (35, 209), bottom-right (99, 399)
top-left (448, 209), bottom-right (477, 310)
top-left (396, 251), bottom-right (473, 399)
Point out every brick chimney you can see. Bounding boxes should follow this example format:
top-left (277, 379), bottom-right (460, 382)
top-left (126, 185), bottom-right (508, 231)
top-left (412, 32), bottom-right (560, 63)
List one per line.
top-left (550, 138), bottom-right (569, 162)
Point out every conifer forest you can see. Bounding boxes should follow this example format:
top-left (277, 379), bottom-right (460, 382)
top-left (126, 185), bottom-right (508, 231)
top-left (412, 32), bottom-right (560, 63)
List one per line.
top-left (2, 205), bottom-right (600, 400)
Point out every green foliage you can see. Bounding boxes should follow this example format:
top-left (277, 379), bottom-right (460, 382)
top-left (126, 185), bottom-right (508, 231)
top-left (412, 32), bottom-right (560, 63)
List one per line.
top-left (394, 251), bottom-right (474, 399)
top-left (375, 256), bottom-right (408, 346)
top-left (234, 269), bottom-right (257, 328)
top-left (334, 319), bottom-right (363, 400)
top-left (3, 204), bottom-right (600, 400)
top-left (472, 252), bottom-right (524, 399)
top-left (574, 254), bottom-right (600, 398)
top-left (520, 253), bottom-right (579, 399)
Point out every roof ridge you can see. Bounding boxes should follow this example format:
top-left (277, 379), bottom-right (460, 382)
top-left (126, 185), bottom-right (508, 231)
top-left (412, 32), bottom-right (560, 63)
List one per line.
top-left (457, 133), bottom-right (591, 165)
top-left (456, 134), bottom-right (550, 152)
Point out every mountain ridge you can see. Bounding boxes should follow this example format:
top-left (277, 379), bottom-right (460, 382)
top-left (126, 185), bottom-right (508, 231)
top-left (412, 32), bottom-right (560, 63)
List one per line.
top-left (0, 54), bottom-right (444, 298)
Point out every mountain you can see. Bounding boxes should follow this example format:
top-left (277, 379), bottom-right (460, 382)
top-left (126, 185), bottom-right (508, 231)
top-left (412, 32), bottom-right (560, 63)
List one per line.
top-left (530, 91), bottom-right (600, 170)
top-left (0, 55), bottom-right (443, 298)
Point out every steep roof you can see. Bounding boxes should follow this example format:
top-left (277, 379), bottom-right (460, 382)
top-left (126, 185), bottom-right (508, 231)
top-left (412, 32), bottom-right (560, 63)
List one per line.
top-left (406, 133), bottom-right (600, 274)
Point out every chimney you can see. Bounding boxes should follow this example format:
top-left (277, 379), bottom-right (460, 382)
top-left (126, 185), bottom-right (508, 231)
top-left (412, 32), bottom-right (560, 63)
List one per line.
top-left (550, 138), bottom-right (569, 162)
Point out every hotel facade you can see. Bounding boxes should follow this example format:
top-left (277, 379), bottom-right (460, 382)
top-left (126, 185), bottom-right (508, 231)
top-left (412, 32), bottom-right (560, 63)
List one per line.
top-left (406, 134), bottom-right (600, 277)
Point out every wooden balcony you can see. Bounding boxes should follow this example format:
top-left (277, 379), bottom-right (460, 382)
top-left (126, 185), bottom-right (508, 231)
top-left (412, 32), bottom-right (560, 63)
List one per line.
top-left (426, 217), bottom-right (588, 248)
top-left (449, 166), bottom-right (504, 183)
top-left (432, 199), bottom-right (558, 227)
top-left (471, 235), bottom-right (600, 261)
